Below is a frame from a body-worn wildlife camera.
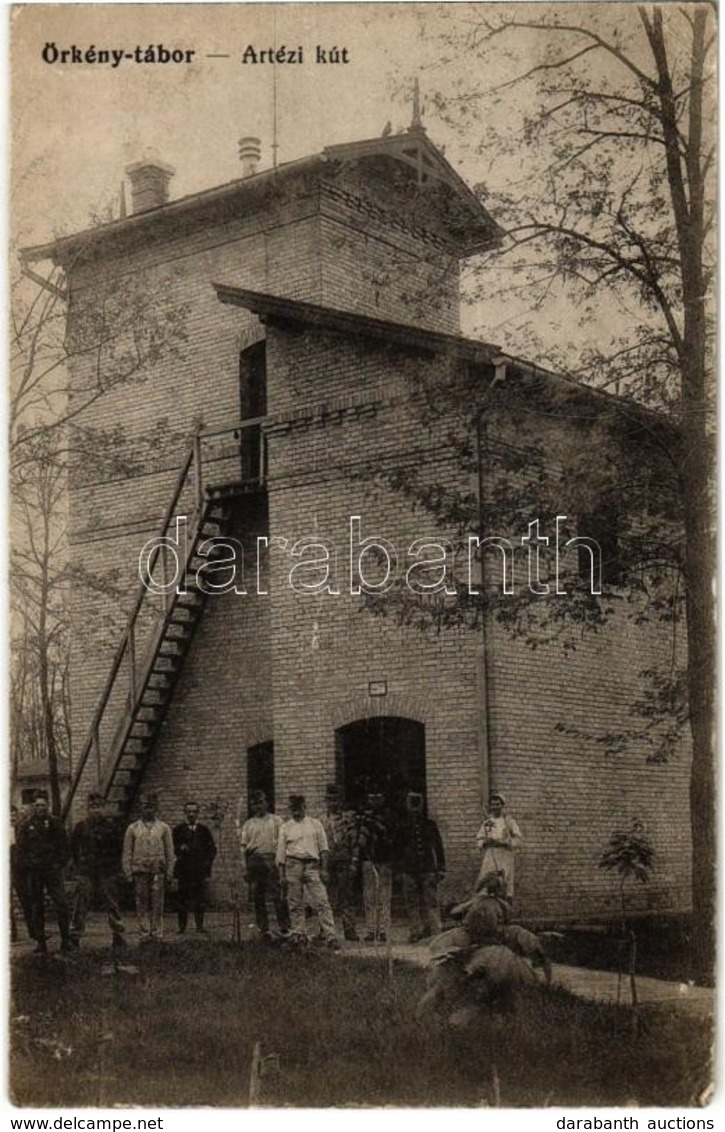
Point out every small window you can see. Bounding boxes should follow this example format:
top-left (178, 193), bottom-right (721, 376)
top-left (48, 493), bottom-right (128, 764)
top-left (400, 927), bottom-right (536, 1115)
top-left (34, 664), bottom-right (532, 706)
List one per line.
top-left (239, 342), bottom-right (267, 482)
top-left (247, 740), bottom-right (274, 814)
top-left (578, 508), bottom-right (622, 586)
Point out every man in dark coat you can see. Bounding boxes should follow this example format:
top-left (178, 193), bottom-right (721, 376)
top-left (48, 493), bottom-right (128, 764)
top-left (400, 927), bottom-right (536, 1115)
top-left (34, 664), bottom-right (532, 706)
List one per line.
top-left (172, 801), bottom-right (217, 933)
top-left (395, 790), bottom-right (446, 943)
top-left (16, 792), bottom-right (72, 953)
top-left (351, 791), bottom-right (394, 943)
top-left (10, 804), bottom-right (34, 942)
top-left (70, 792), bottom-right (126, 947)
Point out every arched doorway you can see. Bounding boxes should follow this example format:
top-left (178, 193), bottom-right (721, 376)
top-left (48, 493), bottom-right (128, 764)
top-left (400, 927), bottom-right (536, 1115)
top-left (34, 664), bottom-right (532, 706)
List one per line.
top-left (334, 716), bottom-right (426, 815)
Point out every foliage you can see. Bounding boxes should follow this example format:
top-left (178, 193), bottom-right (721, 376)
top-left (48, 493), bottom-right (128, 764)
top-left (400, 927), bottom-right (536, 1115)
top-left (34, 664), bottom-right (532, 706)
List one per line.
top-left (9, 246), bottom-right (190, 811)
top-left (10, 945), bottom-right (711, 1107)
top-left (599, 820), bottom-right (655, 887)
top-left (392, 2), bottom-right (714, 976)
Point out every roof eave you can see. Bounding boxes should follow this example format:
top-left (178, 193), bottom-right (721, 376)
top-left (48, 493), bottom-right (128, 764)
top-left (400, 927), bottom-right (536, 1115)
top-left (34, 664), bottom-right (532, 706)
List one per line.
top-left (213, 283), bottom-right (501, 364)
top-left (20, 155), bottom-right (324, 266)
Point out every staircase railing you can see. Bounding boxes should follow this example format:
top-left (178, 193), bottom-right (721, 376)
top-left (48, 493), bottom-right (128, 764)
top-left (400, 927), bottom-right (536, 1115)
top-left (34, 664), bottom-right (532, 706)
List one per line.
top-left (62, 419), bottom-right (267, 821)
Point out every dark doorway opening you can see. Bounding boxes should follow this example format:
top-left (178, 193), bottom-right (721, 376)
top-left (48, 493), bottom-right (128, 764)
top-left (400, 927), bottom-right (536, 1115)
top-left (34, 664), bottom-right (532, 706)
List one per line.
top-left (239, 341), bottom-right (267, 482)
top-left (334, 716), bottom-right (426, 815)
top-left (247, 740), bottom-right (274, 816)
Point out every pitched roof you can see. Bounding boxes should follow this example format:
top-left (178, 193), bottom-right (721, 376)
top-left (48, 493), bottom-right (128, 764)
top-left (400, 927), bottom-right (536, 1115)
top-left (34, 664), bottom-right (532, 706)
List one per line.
top-left (21, 129), bottom-right (502, 266)
top-left (213, 283), bottom-right (502, 364)
top-left (212, 284), bottom-right (676, 439)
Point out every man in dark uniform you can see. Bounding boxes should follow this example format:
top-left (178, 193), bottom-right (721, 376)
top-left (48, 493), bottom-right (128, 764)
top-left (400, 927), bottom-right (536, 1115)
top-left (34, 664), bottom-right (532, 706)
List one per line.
top-left (70, 792), bottom-right (125, 948)
top-left (395, 790), bottom-right (446, 943)
top-left (351, 791), bottom-right (394, 944)
top-left (321, 785), bottom-right (359, 941)
top-left (11, 804), bottom-right (33, 942)
top-left (17, 791), bottom-right (72, 954)
top-left (172, 801), bottom-right (217, 933)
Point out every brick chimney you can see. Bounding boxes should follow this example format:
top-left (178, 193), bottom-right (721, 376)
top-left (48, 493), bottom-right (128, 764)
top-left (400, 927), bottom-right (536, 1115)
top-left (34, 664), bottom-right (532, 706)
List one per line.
top-left (238, 137), bottom-right (261, 177)
top-left (125, 155), bottom-right (176, 213)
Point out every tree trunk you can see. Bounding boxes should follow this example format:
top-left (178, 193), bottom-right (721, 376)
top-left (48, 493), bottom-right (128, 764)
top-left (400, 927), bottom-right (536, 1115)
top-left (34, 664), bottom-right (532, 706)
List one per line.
top-left (681, 414), bottom-right (715, 983)
top-left (38, 640), bottom-right (62, 816)
top-left (650, 4), bottom-right (715, 985)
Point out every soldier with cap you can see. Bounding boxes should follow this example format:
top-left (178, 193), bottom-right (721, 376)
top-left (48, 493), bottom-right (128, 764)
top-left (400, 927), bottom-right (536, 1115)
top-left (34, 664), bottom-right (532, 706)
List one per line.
top-left (320, 784), bottom-right (359, 942)
top-left (395, 790), bottom-right (446, 944)
top-left (475, 791), bottom-right (522, 899)
top-left (351, 790), bottom-right (394, 944)
top-left (240, 790), bottom-right (290, 937)
top-left (10, 804), bottom-right (33, 943)
top-left (16, 791), bottom-right (73, 954)
top-left (276, 794), bottom-right (340, 950)
top-left (70, 792), bottom-right (126, 947)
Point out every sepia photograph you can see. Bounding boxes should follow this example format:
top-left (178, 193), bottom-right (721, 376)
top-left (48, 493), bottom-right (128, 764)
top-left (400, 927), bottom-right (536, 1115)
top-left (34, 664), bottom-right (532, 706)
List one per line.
top-left (9, 1), bottom-right (716, 1112)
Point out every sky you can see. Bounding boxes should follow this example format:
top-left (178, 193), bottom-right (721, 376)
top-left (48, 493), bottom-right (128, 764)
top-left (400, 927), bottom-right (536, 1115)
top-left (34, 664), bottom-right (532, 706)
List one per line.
top-left (11, 2), bottom-right (565, 350)
top-left (12, 5), bottom-right (503, 244)
top-left (11, 2), bottom-right (675, 356)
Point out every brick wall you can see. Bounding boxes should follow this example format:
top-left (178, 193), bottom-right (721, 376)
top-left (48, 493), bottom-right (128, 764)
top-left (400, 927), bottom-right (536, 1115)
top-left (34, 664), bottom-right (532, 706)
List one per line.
top-left (259, 324), bottom-right (691, 920)
top-left (60, 159), bottom-right (691, 923)
top-left (319, 191), bottom-right (460, 332)
top-left (65, 164), bottom-right (467, 761)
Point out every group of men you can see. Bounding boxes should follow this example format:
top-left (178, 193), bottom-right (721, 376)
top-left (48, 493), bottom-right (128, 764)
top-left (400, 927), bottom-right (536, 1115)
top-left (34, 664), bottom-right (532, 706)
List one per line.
top-left (11, 782), bottom-right (447, 953)
top-left (238, 785), bottom-right (446, 948)
top-left (11, 791), bottom-right (217, 951)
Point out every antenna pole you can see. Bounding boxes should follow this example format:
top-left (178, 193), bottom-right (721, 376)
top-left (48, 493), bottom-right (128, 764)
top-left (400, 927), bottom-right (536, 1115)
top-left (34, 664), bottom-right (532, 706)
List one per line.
top-left (272, 10), bottom-right (279, 169)
top-left (410, 77), bottom-right (425, 133)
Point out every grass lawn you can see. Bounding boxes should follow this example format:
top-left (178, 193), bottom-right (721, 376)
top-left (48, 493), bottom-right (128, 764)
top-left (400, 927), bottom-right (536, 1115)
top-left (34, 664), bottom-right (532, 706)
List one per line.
top-left (10, 941), bottom-right (712, 1108)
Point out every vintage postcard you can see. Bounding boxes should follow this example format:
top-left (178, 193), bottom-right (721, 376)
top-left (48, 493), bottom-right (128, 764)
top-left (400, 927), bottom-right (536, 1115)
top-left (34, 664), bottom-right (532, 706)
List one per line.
top-left (9, 1), bottom-right (715, 1115)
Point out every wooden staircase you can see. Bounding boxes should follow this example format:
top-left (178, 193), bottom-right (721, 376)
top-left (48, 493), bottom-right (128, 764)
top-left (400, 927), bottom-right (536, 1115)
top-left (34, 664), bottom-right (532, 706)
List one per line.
top-left (62, 422), bottom-right (266, 821)
top-left (101, 497), bottom-right (228, 814)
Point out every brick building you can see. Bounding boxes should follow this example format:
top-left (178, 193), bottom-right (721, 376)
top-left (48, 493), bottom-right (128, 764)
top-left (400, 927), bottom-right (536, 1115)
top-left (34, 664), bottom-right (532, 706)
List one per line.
top-left (22, 122), bottom-right (691, 923)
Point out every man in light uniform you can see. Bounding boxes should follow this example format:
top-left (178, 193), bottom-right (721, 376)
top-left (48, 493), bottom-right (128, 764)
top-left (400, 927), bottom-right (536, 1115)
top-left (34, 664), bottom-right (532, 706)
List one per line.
top-left (276, 794), bottom-right (340, 950)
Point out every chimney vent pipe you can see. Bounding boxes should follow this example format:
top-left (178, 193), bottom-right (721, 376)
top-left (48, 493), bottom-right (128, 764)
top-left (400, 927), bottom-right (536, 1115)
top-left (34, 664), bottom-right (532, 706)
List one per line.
top-left (238, 136), bottom-right (261, 177)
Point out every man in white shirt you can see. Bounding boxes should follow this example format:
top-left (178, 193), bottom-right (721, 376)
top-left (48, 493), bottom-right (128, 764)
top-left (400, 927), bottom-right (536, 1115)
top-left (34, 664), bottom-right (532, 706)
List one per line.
top-left (276, 794), bottom-right (340, 950)
top-left (240, 790), bottom-right (290, 937)
top-left (122, 794), bottom-right (174, 941)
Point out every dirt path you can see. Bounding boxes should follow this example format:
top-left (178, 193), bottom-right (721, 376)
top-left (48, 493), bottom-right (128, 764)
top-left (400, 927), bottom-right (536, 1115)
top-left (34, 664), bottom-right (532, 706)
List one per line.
top-left (13, 913), bottom-right (714, 1017)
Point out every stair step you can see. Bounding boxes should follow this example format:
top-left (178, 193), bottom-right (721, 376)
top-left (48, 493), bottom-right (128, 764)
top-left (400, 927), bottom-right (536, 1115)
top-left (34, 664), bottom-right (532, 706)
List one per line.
top-left (191, 541), bottom-right (229, 558)
top-left (158, 642), bottom-right (184, 657)
top-left (175, 591), bottom-right (204, 607)
top-left (140, 688), bottom-right (165, 704)
top-left (136, 706), bottom-right (163, 722)
top-left (116, 758), bottom-right (145, 773)
top-left (113, 770), bottom-right (143, 787)
top-left (169, 607), bottom-right (200, 623)
top-left (165, 623), bottom-right (194, 639)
